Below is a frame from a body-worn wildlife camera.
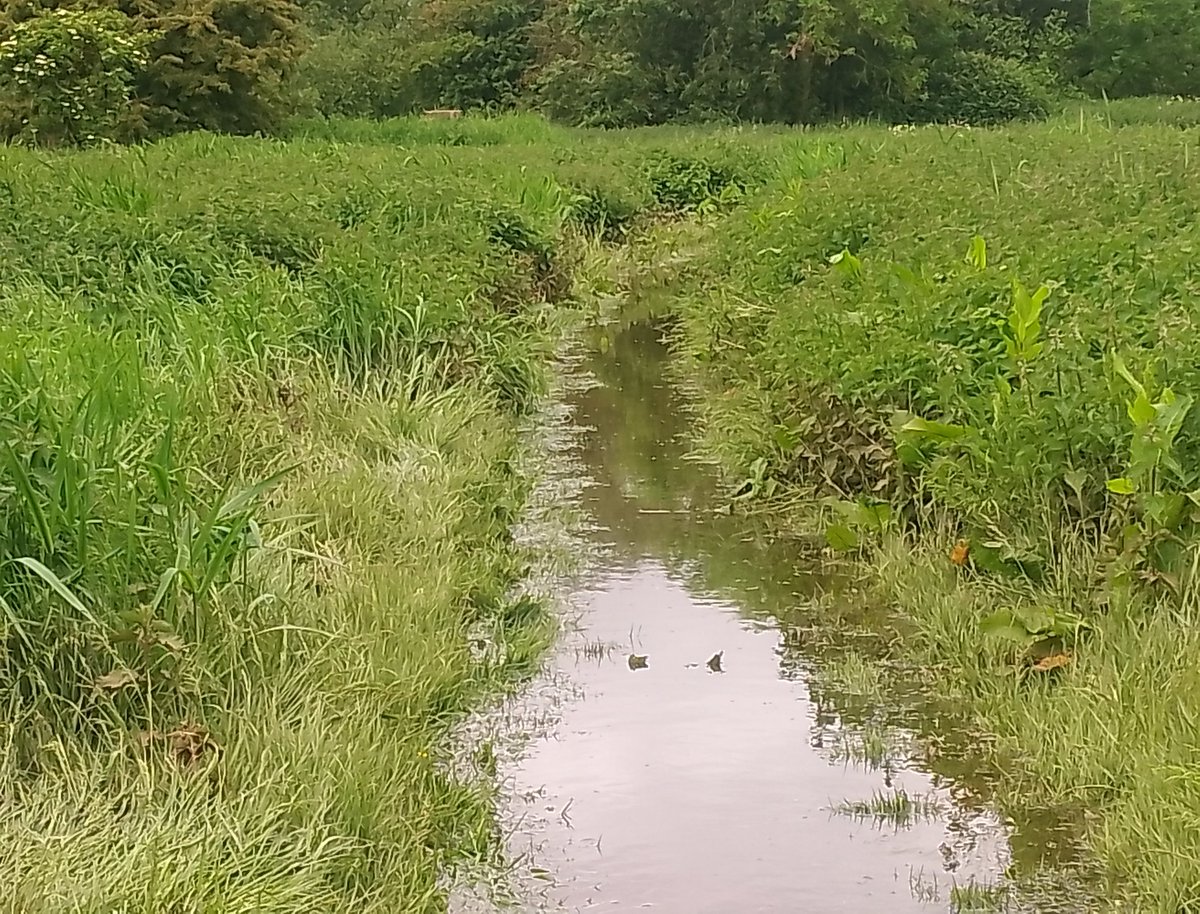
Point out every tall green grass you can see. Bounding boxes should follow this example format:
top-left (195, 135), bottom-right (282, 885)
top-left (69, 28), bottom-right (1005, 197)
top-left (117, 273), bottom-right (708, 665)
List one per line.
top-left (656, 115), bottom-right (1200, 908)
top-left (0, 131), bottom-right (577, 911)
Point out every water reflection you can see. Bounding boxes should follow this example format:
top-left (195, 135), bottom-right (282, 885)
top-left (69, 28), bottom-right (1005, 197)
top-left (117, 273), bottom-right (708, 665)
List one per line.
top-left (484, 321), bottom-right (1088, 913)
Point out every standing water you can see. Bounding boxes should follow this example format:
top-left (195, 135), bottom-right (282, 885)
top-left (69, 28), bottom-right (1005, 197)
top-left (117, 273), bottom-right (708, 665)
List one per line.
top-left (456, 321), bottom-right (1086, 913)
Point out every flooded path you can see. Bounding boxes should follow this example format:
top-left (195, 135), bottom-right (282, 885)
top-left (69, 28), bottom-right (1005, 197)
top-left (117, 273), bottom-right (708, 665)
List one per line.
top-left (467, 321), bottom-right (1087, 913)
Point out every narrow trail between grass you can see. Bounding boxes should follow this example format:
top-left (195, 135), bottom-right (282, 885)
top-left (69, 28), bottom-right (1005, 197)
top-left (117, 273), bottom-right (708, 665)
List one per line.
top-left (457, 320), bottom-right (1103, 913)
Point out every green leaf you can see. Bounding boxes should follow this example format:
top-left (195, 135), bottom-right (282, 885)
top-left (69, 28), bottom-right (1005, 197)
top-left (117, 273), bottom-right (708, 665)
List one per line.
top-left (1155, 392), bottom-right (1193, 443)
top-left (150, 566), bottom-right (178, 612)
top-left (2, 444), bottom-right (52, 555)
top-left (1145, 492), bottom-right (1186, 530)
top-left (898, 416), bottom-right (969, 441)
top-left (1063, 469), bottom-right (1088, 500)
top-left (14, 556), bottom-right (102, 627)
top-left (1111, 351), bottom-right (1147, 400)
top-left (1106, 477), bottom-right (1136, 495)
top-left (829, 248), bottom-right (862, 279)
top-left (824, 524), bottom-right (860, 552)
top-left (1017, 606), bottom-right (1055, 635)
top-left (217, 463), bottom-right (299, 521)
top-left (1128, 391), bottom-right (1156, 428)
top-left (965, 235), bottom-right (987, 271)
top-left (979, 609), bottom-right (1033, 644)
top-left (853, 502), bottom-right (892, 532)
top-left (891, 262), bottom-right (926, 290)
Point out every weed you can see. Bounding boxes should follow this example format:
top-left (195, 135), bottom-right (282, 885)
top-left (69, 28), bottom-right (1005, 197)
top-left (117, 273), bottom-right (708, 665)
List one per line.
top-left (950, 878), bottom-right (1010, 912)
top-left (0, 122), bottom-right (597, 912)
top-left (663, 116), bottom-right (1200, 910)
top-left (833, 788), bottom-right (945, 828)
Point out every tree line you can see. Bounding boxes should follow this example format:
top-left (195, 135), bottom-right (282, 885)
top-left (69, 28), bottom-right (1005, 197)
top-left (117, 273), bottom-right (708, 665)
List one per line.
top-left (1, 0), bottom-right (1198, 143)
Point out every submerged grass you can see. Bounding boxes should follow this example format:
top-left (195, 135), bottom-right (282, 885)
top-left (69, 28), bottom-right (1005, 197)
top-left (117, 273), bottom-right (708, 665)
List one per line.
top-left (834, 787), bottom-right (945, 828)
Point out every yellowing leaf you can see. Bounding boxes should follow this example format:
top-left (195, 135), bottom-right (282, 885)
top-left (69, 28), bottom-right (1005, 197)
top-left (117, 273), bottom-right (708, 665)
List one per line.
top-left (95, 668), bottom-right (138, 691)
top-left (1031, 652), bottom-right (1072, 673)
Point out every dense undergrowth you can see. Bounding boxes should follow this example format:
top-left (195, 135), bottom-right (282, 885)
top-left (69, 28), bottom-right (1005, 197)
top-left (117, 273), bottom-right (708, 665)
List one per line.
top-left (650, 105), bottom-right (1200, 909)
top-left (0, 113), bottom-right (864, 911)
top-left (0, 121), bottom-right (590, 912)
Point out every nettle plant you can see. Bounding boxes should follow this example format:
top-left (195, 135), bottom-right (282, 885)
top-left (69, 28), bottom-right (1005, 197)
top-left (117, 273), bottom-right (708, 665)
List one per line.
top-left (0, 8), bottom-right (150, 146)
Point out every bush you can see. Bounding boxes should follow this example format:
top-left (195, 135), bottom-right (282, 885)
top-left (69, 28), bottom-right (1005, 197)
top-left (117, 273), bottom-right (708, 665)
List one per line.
top-left (564, 184), bottom-right (640, 239)
top-left (0, 0), bottom-right (304, 139)
top-left (127, 0), bottom-right (305, 136)
top-left (531, 52), bottom-right (668, 127)
top-left (644, 151), bottom-right (744, 212)
top-left (0, 7), bottom-right (148, 145)
top-left (296, 27), bottom-right (409, 118)
top-left (908, 50), bottom-right (1056, 125)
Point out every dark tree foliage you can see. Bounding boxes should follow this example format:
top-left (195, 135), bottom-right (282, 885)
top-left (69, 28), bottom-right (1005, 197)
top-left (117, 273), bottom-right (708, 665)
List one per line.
top-left (0, 0), bottom-right (304, 139)
top-left (296, 0), bottom-right (1099, 125)
top-left (125, 0), bottom-right (305, 136)
top-left (6, 0), bottom-right (1198, 135)
top-left (301, 0), bottom-right (1198, 126)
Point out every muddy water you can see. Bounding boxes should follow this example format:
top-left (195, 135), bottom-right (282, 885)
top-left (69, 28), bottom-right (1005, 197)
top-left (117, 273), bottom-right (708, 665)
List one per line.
top-left (475, 321), bottom-right (1081, 913)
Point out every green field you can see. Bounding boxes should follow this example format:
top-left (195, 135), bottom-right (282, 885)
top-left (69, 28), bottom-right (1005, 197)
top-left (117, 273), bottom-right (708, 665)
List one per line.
top-left (4, 104), bottom-right (1200, 910)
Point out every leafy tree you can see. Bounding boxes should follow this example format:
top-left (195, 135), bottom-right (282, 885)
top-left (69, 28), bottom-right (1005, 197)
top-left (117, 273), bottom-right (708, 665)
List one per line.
top-left (123, 0), bottom-right (305, 135)
top-left (0, 0), bottom-right (304, 138)
top-left (295, 0), bottom-right (1200, 125)
top-left (528, 0), bottom-right (961, 125)
top-left (402, 0), bottom-right (543, 110)
top-left (0, 6), bottom-right (148, 144)
top-left (1071, 0), bottom-right (1200, 97)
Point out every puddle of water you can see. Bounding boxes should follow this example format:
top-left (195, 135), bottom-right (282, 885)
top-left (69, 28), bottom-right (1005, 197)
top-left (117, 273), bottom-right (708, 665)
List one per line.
top-left (453, 321), bottom-right (1095, 913)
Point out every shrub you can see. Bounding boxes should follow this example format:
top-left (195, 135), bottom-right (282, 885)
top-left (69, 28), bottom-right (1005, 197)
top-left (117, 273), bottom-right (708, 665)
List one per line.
top-left (908, 50), bottom-right (1055, 125)
top-left (644, 151), bottom-right (744, 212)
top-left (0, 0), bottom-right (304, 139)
top-left (0, 7), bottom-right (148, 145)
top-left (531, 52), bottom-right (669, 127)
top-left (126, 0), bottom-right (306, 136)
top-left (295, 27), bottom-right (408, 118)
top-left (563, 184), bottom-right (639, 239)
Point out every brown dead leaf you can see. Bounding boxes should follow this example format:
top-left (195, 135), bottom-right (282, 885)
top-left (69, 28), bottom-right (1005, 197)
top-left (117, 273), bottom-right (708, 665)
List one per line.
top-left (949, 540), bottom-right (970, 567)
top-left (94, 668), bottom-right (138, 691)
top-left (167, 723), bottom-right (218, 766)
top-left (1030, 652), bottom-right (1072, 673)
top-left (154, 632), bottom-right (186, 653)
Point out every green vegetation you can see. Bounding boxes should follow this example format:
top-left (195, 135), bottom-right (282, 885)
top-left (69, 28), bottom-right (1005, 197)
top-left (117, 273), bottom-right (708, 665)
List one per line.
top-left (834, 788), bottom-right (945, 828)
top-left (950, 879), bottom-right (1010, 913)
top-left (0, 125), bottom-right (592, 911)
top-left (298, 0), bottom-right (1200, 127)
top-left (7, 93), bottom-right (1200, 909)
top-left (645, 111), bottom-right (1200, 909)
top-left (0, 0), bottom-right (303, 143)
top-left (0, 113), bottom-right (872, 913)
top-left (4, 0), bottom-right (1200, 141)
